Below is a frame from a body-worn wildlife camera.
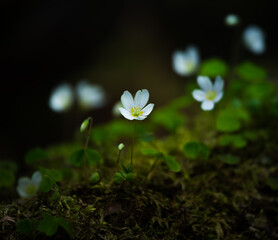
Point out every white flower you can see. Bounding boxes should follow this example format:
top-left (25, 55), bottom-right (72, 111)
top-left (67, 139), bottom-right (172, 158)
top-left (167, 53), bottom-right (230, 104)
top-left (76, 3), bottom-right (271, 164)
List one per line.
top-left (16, 171), bottom-right (42, 198)
top-left (76, 80), bottom-right (106, 110)
top-left (243, 25), bottom-right (266, 54)
top-left (49, 83), bottom-right (74, 112)
top-left (119, 89), bottom-right (154, 120)
top-left (172, 46), bottom-right (200, 77)
top-left (112, 101), bottom-right (123, 117)
top-left (192, 76), bottom-right (224, 111)
top-left (225, 14), bottom-right (239, 26)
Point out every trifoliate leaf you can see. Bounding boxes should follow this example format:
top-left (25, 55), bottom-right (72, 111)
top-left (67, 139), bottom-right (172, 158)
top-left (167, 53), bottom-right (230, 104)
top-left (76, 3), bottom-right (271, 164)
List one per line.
top-left (216, 110), bottom-right (241, 132)
top-left (151, 107), bottom-right (186, 131)
top-left (219, 154), bottom-right (240, 165)
top-left (70, 149), bottom-right (85, 167)
top-left (89, 172), bottom-right (100, 184)
top-left (40, 168), bottom-right (62, 182)
top-left (141, 148), bottom-right (163, 158)
top-left (218, 134), bottom-right (247, 148)
top-left (86, 149), bottom-right (101, 166)
top-left (163, 155), bottom-right (181, 172)
top-left (200, 58), bottom-right (228, 77)
top-left (38, 213), bottom-right (58, 236)
top-left (236, 61), bottom-right (267, 82)
top-left (183, 142), bottom-right (210, 160)
top-left (55, 217), bottom-right (73, 237)
top-left (25, 148), bottom-right (48, 165)
top-left (39, 176), bottom-right (53, 192)
top-left (113, 172), bottom-right (124, 182)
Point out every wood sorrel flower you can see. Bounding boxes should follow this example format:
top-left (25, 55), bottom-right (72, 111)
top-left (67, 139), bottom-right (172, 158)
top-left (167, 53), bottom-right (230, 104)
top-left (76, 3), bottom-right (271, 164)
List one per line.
top-left (243, 25), bottom-right (265, 55)
top-left (76, 80), bottom-right (106, 110)
top-left (119, 89), bottom-right (154, 120)
top-left (192, 76), bottom-right (224, 111)
top-left (49, 83), bottom-right (74, 112)
top-left (172, 46), bottom-right (200, 77)
top-left (16, 171), bottom-right (42, 198)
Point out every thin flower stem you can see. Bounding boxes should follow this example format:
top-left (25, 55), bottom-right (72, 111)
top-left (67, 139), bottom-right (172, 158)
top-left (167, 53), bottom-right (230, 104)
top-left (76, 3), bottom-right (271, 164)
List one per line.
top-left (84, 117), bottom-right (93, 173)
top-left (146, 158), bottom-right (159, 180)
top-left (117, 150), bottom-right (121, 170)
top-left (85, 117), bottom-right (93, 149)
top-left (131, 121), bottom-right (136, 165)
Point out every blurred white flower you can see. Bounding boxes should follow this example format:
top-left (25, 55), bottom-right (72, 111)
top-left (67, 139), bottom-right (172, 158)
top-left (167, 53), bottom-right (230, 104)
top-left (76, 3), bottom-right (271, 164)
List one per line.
top-left (243, 25), bottom-right (266, 54)
top-left (172, 46), bottom-right (200, 77)
top-left (119, 89), bottom-right (154, 120)
top-left (225, 14), bottom-right (239, 26)
top-left (76, 81), bottom-right (106, 110)
top-left (16, 171), bottom-right (42, 198)
top-left (49, 83), bottom-right (74, 112)
top-left (112, 101), bottom-right (123, 117)
top-left (118, 143), bottom-right (125, 150)
top-left (192, 76), bottom-right (224, 111)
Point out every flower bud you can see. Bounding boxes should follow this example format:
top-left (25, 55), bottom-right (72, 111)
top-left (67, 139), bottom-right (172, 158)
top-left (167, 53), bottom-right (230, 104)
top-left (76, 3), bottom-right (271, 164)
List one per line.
top-left (118, 143), bottom-right (125, 151)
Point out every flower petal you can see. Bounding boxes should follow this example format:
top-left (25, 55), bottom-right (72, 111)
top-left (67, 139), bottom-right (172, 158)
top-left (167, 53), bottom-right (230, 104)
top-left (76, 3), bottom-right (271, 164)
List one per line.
top-left (172, 51), bottom-right (187, 76)
top-left (197, 76), bottom-right (213, 91)
top-left (119, 107), bottom-right (135, 120)
top-left (31, 171), bottom-right (42, 189)
top-left (192, 90), bottom-right (206, 102)
top-left (17, 177), bottom-right (31, 198)
top-left (201, 100), bottom-right (214, 111)
top-left (214, 91), bottom-right (223, 103)
top-left (134, 89), bottom-right (149, 109)
top-left (121, 91), bottom-right (134, 111)
top-left (142, 103), bottom-right (154, 116)
top-left (214, 76), bottom-right (224, 92)
top-left (136, 115), bottom-right (147, 120)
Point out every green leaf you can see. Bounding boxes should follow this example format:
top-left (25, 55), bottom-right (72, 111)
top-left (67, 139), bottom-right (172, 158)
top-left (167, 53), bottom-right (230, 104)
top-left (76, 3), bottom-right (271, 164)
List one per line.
top-left (151, 107), bottom-right (186, 131)
top-left (86, 149), bottom-right (101, 166)
top-left (245, 82), bottom-right (274, 100)
top-left (199, 58), bottom-right (228, 77)
top-left (140, 133), bottom-right (154, 142)
top-left (40, 168), bottom-right (62, 182)
top-left (183, 142), bottom-right (210, 160)
top-left (163, 155), bottom-right (181, 172)
top-left (141, 148), bottom-right (163, 158)
top-left (0, 168), bottom-right (15, 188)
top-left (219, 154), bottom-right (240, 165)
top-left (113, 172), bottom-right (124, 182)
top-left (25, 148), bottom-right (48, 165)
top-left (216, 110), bottom-right (241, 132)
top-left (17, 219), bottom-right (36, 234)
top-left (39, 176), bottom-right (53, 192)
top-left (218, 134), bottom-right (247, 148)
top-left (55, 217), bottom-right (73, 237)
top-left (70, 149), bottom-right (85, 167)
top-left (236, 61), bottom-right (267, 82)
top-left (266, 178), bottom-right (278, 191)
top-left (126, 173), bottom-right (135, 181)
top-left (38, 213), bottom-right (58, 236)
top-left (89, 172), bottom-right (100, 184)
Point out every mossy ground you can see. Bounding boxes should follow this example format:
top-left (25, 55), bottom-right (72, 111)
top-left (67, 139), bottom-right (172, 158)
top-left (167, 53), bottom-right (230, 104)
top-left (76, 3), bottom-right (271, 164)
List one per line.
top-left (1, 75), bottom-right (278, 239)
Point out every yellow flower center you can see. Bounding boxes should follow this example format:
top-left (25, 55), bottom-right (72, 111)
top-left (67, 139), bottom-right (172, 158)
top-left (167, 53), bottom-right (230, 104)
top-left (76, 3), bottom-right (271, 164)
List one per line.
top-left (131, 107), bottom-right (143, 118)
top-left (25, 184), bottom-right (37, 196)
top-left (206, 90), bottom-right (217, 101)
top-left (185, 61), bottom-right (195, 71)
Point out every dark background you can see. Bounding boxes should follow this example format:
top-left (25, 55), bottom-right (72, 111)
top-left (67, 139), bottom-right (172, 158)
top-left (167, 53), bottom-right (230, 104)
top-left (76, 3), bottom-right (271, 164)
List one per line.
top-left (1, 0), bottom-right (277, 163)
